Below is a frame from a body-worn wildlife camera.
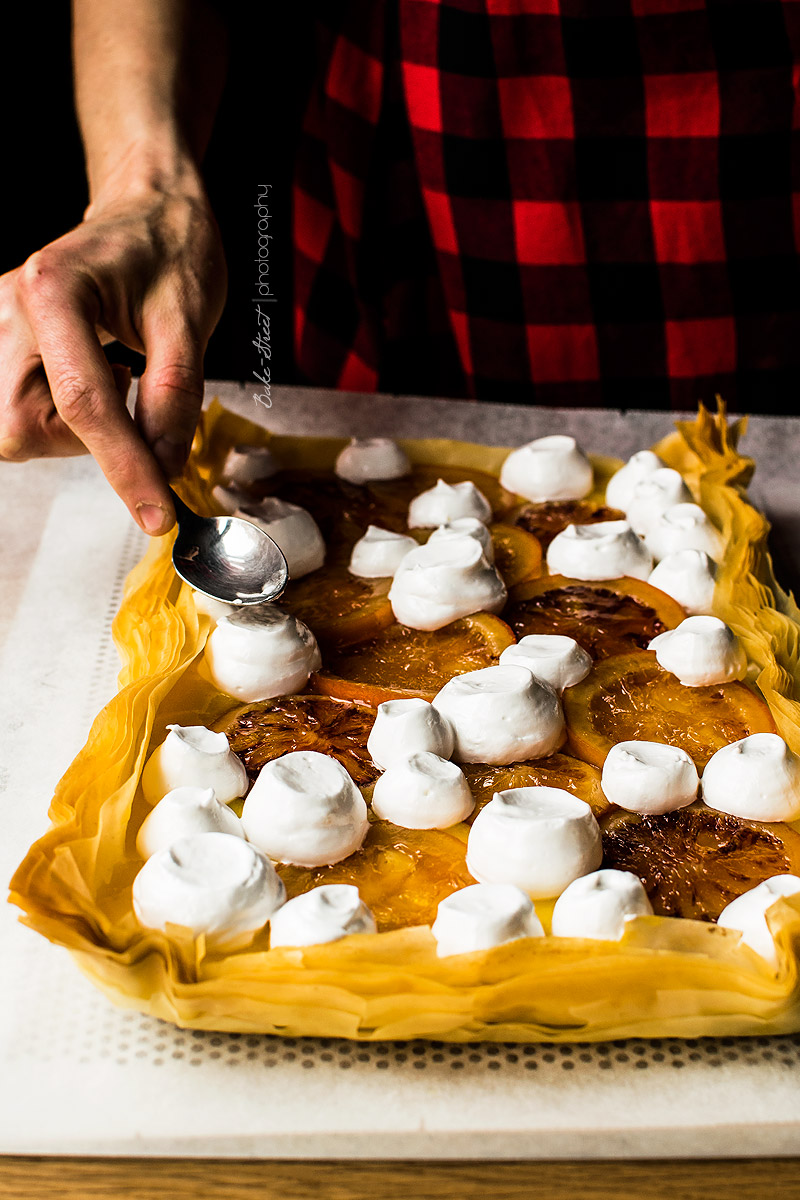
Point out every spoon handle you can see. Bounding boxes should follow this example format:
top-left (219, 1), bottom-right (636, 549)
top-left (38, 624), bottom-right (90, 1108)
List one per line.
top-left (169, 487), bottom-right (197, 525)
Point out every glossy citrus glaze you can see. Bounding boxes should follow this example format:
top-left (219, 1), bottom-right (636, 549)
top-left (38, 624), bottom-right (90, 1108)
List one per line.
top-left (563, 651), bottom-right (777, 770)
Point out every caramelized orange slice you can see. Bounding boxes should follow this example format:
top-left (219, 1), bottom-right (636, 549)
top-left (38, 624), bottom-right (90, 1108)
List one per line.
top-left (276, 819), bottom-right (474, 932)
top-left (279, 563), bottom-right (394, 647)
top-left (563, 651), bottom-right (776, 770)
top-left (504, 575), bottom-right (686, 659)
top-left (312, 612), bottom-right (517, 704)
top-left (215, 694), bottom-right (380, 787)
top-left (510, 500), bottom-right (625, 548)
top-left (490, 523), bottom-right (543, 589)
top-left (461, 753), bottom-right (610, 821)
top-left (600, 802), bottom-right (800, 921)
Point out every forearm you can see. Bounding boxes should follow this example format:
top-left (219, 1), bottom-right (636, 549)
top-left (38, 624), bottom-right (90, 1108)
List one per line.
top-left (72, 0), bottom-right (228, 205)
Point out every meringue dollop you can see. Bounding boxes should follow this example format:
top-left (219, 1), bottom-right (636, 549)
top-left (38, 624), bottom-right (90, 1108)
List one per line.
top-left (141, 724), bottom-right (248, 807)
top-left (242, 750), bottom-right (369, 867)
top-left (551, 869), bottom-right (653, 940)
top-left (601, 741), bottom-right (698, 815)
top-left (335, 438), bottom-right (411, 485)
top-left (500, 435), bottom-right (593, 502)
top-left (367, 697), bottom-right (455, 770)
top-left (649, 616), bottom-right (747, 687)
top-left (499, 634), bottom-right (591, 692)
top-left (203, 605), bottom-right (321, 703)
top-left (427, 517), bottom-right (495, 562)
top-left (407, 479), bottom-right (492, 528)
top-left (466, 786), bottom-right (602, 897)
top-left (644, 502), bottom-right (724, 564)
top-left (388, 537), bottom-right (506, 631)
top-left (605, 450), bottom-right (665, 512)
top-left (136, 786), bottom-right (246, 860)
top-left (648, 549), bottom-right (717, 615)
top-left (625, 468), bottom-right (693, 535)
top-left (221, 443), bottom-right (278, 487)
top-left (371, 752), bottom-right (474, 829)
top-left (433, 665), bottom-right (564, 764)
top-left (348, 525), bottom-right (418, 578)
top-left (717, 875), bottom-right (800, 967)
top-left (269, 884), bottom-right (377, 948)
top-left (132, 832), bottom-right (285, 948)
top-left (701, 733), bottom-right (800, 823)
top-left (546, 520), bottom-right (653, 581)
top-left (431, 883), bottom-right (544, 957)
top-left (236, 497), bottom-right (325, 579)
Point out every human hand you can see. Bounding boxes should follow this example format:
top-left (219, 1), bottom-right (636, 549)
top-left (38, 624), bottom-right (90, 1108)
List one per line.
top-left (0, 186), bottom-right (227, 534)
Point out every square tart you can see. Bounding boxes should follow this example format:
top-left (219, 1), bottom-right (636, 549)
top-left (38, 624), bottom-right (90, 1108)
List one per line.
top-left (10, 402), bottom-right (800, 1040)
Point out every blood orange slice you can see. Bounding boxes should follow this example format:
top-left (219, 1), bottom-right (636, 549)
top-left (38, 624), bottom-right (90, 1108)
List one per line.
top-left (215, 694), bottom-right (380, 787)
top-left (510, 500), bottom-right (625, 548)
top-left (490, 523), bottom-right (543, 589)
top-left (504, 575), bottom-right (686, 659)
top-left (276, 819), bottom-right (474, 932)
top-left (563, 651), bottom-right (776, 771)
top-left (600, 802), bottom-right (800, 921)
top-left (461, 753), bottom-right (610, 821)
top-left (279, 563), bottom-right (394, 647)
top-left (311, 612), bottom-right (517, 705)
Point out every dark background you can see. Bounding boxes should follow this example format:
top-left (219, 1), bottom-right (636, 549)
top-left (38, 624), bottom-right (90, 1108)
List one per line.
top-left (0, 4), bottom-right (311, 388)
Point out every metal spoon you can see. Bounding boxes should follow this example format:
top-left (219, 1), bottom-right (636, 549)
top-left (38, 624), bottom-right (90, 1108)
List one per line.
top-left (170, 489), bottom-right (288, 605)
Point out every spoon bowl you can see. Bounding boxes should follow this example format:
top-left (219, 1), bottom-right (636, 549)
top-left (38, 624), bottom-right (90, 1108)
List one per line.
top-left (170, 489), bottom-right (288, 605)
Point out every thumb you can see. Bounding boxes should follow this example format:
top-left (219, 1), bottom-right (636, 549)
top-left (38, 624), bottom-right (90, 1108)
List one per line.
top-left (135, 311), bottom-right (205, 479)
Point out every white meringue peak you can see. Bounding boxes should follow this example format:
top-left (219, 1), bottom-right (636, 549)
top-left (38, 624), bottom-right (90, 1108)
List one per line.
top-left (367, 697), bottom-right (455, 770)
top-left (432, 883), bottom-right (544, 957)
top-left (433, 664), bottom-right (564, 764)
top-left (500, 435), bottom-right (593, 502)
top-left (407, 479), bottom-right (492, 528)
top-left (388, 537), bottom-right (506, 631)
top-left (269, 884), bottom-right (377, 948)
top-left (717, 875), bottom-right (800, 967)
top-left (242, 750), bottom-right (369, 867)
top-left (625, 468), bottom-right (693, 535)
top-left (141, 724), bottom-right (248, 808)
top-left (701, 733), bottom-right (800, 823)
top-left (644, 503), bottom-right (724, 564)
top-left (648, 549), bottom-right (716, 615)
top-left (551, 869), bottom-right (653, 940)
top-left (136, 786), bottom-right (245, 860)
top-left (371, 752), bottom-right (474, 829)
top-left (236, 497), bottom-right (325, 579)
top-left (601, 741), bottom-right (698, 815)
top-left (605, 450), bottom-right (665, 512)
top-left (466, 786), bottom-right (602, 897)
top-left (335, 438), bottom-right (411, 485)
top-left (203, 604), bottom-right (321, 703)
top-left (348, 525), bottom-right (418, 578)
top-left (222, 443), bottom-right (278, 487)
top-left (499, 634), bottom-right (592, 692)
top-left (427, 517), bottom-right (495, 562)
top-left (132, 832), bottom-right (285, 949)
top-left (649, 616), bottom-right (747, 687)
top-left (546, 520), bottom-right (653, 582)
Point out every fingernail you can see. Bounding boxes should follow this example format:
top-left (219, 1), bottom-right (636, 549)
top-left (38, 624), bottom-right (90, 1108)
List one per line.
top-left (136, 502), bottom-right (171, 535)
top-left (153, 437), bottom-right (190, 479)
top-left (0, 437), bottom-right (27, 461)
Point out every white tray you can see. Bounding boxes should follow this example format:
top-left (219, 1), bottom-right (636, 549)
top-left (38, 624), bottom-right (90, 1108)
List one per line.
top-left (2, 384), bottom-right (799, 1158)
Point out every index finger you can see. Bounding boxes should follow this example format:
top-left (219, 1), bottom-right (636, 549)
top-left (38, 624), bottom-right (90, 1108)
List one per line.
top-left (20, 263), bottom-right (175, 535)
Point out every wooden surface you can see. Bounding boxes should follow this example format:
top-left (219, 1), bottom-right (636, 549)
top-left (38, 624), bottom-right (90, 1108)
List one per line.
top-left (1, 1158), bottom-right (799, 1199)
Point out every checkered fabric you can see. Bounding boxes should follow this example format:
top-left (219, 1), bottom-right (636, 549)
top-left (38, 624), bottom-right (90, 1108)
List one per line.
top-left (293, 0), bottom-right (800, 409)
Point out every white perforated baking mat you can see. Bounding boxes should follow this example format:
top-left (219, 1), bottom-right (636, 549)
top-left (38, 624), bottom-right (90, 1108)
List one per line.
top-left (2, 386), bottom-right (800, 1158)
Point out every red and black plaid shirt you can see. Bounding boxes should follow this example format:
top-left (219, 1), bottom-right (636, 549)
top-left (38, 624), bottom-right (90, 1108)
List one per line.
top-left (293, 0), bottom-right (800, 410)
